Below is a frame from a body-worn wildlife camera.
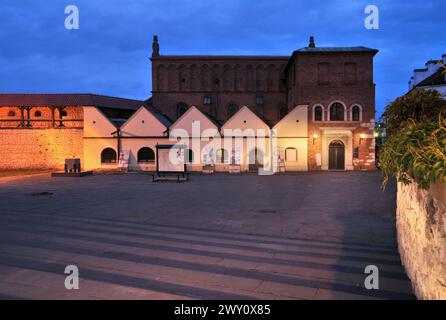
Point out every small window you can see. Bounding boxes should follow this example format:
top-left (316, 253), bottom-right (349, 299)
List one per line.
top-left (329, 103), bottom-right (344, 121)
top-left (185, 149), bottom-right (194, 163)
top-left (8, 111), bottom-right (15, 117)
top-left (352, 105), bottom-right (361, 121)
top-left (203, 96), bottom-right (212, 105)
top-left (255, 95), bottom-right (264, 105)
top-left (353, 147), bottom-right (359, 159)
top-left (285, 147), bottom-right (298, 162)
top-left (216, 149), bottom-right (228, 164)
top-left (137, 147), bottom-right (155, 163)
top-left (314, 106), bottom-right (323, 121)
top-left (34, 111), bottom-right (42, 117)
top-left (101, 148), bottom-right (117, 164)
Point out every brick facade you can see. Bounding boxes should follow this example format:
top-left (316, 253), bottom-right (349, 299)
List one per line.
top-left (150, 36), bottom-right (378, 171)
top-left (151, 57), bottom-right (288, 126)
top-left (0, 128), bottom-right (83, 170)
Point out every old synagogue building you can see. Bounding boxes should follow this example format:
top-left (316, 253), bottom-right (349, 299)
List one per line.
top-left (0, 36), bottom-right (378, 172)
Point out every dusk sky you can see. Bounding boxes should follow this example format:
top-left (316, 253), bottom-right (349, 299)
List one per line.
top-left (0, 0), bottom-right (444, 118)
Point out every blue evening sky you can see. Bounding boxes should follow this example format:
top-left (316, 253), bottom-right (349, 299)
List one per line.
top-left (0, 0), bottom-right (444, 118)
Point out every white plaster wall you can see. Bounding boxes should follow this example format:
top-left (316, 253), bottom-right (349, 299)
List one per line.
top-left (221, 106), bottom-right (270, 137)
top-left (170, 106), bottom-right (219, 137)
top-left (273, 105), bottom-right (308, 137)
top-left (83, 107), bottom-right (117, 138)
top-left (83, 138), bottom-right (118, 171)
top-left (277, 138), bottom-right (308, 171)
top-left (121, 138), bottom-right (169, 171)
top-left (120, 107), bottom-right (168, 137)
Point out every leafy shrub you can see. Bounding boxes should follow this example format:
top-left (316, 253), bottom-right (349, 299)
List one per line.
top-left (382, 89), bottom-right (445, 137)
top-left (380, 117), bottom-right (446, 189)
top-left (380, 89), bottom-right (446, 189)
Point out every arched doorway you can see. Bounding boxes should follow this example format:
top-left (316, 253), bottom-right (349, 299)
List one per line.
top-left (329, 140), bottom-right (345, 170)
top-left (248, 148), bottom-right (264, 171)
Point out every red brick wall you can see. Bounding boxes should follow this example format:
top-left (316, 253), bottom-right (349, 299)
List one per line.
top-left (0, 106), bottom-right (84, 170)
top-left (151, 57), bottom-right (288, 125)
top-left (0, 106), bottom-right (83, 128)
top-left (289, 52), bottom-right (376, 171)
top-left (0, 128), bottom-right (83, 170)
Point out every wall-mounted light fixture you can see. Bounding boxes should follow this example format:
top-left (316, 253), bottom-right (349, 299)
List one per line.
top-left (312, 133), bottom-right (318, 144)
top-left (360, 133), bottom-right (366, 144)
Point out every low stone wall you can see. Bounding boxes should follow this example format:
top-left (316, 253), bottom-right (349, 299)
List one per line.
top-left (397, 180), bottom-right (446, 299)
top-left (0, 128), bottom-right (83, 170)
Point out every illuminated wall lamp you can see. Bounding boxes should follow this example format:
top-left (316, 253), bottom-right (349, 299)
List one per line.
top-left (359, 133), bottom-right (366, 144)
top-left (312, 133), bottom-right (318, 144)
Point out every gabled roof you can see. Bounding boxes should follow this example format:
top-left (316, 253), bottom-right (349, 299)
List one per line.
top-left (119, 105), bottom-right (171, 131)
top-left (170, 105), bottom-right (221, 129)
top-left (144, 104), bottom-right (172, 128)
top-left (222, 105), bottom-right (270, 130)
top-left (415, 66), bottom-right (446, 87)
top-left (0, 93), bottom-right (145, 110)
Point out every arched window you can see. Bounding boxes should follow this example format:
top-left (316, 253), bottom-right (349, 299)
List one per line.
top-left (7, 111), bottom-right (15, 117)
top-left (185, 149), bottom-right (194, 164)
top-left (285, 147), bottom-right (298, 161)
top-left (101, 148), bottom-right (117, 164)
top-left (137, 147), bottom-right (155, 163)
top-left (314, 105), bottom-right (323, 121)
top-left (227, 104), bottom-right (238, 119)
top-left (176, 103), bottom-right (188, 119)
top-left (351, 105), bottom-right (361, 121)
top-left (34, 111), bottom-right (42, 117)
top-left (216, 149), bottom-right (228, 164)
top-left (279, 105), bottom-right (288, 120)
top-left (329, 102), bottom-right (345, 121)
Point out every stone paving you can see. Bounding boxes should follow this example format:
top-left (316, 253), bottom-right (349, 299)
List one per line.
top-left (0, 171), bottom-right (414, 299)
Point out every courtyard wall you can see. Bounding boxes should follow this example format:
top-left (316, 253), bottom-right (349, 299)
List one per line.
top-left (0, 128), bottom-right (83, 170)
top-left (397, 180), bottom-right (446, 299)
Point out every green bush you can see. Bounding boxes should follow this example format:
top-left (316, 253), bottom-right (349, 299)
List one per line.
top-left (380, 117), bottom-right (446, 189)
top-left (382, 89), bottom-right (445, 137)
top-left (380, 89), bottom-right (446, 189)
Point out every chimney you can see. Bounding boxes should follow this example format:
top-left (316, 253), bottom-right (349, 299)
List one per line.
top-left (308, 36), bottom-right (316, 48)
top-left (152, 35), bottom-right (160, 57)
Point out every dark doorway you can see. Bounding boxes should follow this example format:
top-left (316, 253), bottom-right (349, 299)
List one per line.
top-left (329, 140), bottom-right (345, 170)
